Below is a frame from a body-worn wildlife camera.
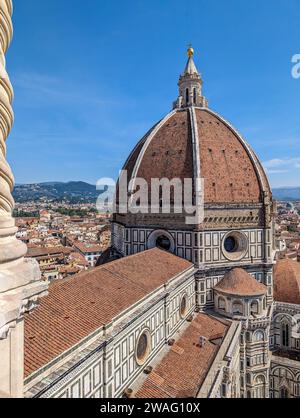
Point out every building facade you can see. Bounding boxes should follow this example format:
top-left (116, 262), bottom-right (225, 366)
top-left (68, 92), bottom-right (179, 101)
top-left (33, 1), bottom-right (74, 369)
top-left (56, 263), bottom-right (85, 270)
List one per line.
top-left (1, 4), bottom-right (300, 399)
top-left (19, 48), bottom-right (300, 399)
top-left (73, 242), bottom-right (102, 267)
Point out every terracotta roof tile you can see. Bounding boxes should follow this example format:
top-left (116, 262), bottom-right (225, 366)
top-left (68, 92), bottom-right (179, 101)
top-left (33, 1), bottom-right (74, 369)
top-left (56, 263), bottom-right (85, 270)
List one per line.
top-left (26, 246), bottom-right (72, 258)
top-left (274, 259), bottom-right (300, 304)
top-left (24, 248), bottom-right (192, 378)
top-left (122, 108), bottom-right (270, 206)
top-left (214, 268), bottom-right (267, 296)
top-left (135, 314), bottom-right (228, 398)
top-left (73, 242), bottom-right (103, 253)
top-left (124, 111), bottom-right (193, 203)
top-left (196, 109), bottom-right (263, 203)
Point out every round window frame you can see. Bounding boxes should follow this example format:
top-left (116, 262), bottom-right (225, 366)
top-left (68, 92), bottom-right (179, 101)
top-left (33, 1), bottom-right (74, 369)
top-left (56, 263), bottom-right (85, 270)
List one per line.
top-left (147, 229), bottom-right (175, 253)
top-left (135, 329), bottom-right (151, 366)
top-left (180, 293), bottom-right (189, 318)
top-left (222, 231), bottom-right (248, 261)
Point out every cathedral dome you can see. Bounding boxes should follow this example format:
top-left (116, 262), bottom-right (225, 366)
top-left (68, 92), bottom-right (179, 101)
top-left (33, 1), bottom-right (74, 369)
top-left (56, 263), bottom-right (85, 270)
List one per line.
top-left (274, 259), bottom-right (300, 304)
top-left (123, 107), bottom-right (270, 204)
top-left (121, 49), bottom-right (271, 207)
top-left (110, 49), bottom-right (274, 266)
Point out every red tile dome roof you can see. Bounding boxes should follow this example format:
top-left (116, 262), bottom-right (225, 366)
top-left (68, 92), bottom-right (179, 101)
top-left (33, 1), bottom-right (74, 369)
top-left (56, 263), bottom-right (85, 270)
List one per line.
top-left (274, 259), bottom-right (300, 304)
top-left (214, 268), bottom-right (267, 296)
top-left (121, 107), bottom-right (271, 205)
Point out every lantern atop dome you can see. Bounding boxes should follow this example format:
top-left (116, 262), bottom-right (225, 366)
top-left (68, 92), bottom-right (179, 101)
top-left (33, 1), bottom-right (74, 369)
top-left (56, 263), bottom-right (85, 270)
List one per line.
top-left (173, 46), bottom-right (208, 109)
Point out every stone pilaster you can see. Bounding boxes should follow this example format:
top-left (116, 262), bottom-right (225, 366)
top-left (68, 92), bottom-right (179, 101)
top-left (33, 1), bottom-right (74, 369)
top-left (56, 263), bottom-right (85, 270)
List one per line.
top-left (0, 0), bottom-right (48, 398)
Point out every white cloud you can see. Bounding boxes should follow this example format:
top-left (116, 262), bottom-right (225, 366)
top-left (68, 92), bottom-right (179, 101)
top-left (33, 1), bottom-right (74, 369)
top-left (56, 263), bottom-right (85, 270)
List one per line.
top-left (263, 157), bottom-right (300, 187)
top-left (267, 169), bottom-right (289, 174)
top-left (263, 157), bottom-right (300, 170)
top-left (12, 71), bottom-right (121, 107)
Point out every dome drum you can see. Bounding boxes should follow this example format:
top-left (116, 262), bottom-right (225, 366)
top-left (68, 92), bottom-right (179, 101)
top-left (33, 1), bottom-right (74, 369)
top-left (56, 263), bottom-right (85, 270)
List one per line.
top-left (214, 291), bottom-right (267, 320)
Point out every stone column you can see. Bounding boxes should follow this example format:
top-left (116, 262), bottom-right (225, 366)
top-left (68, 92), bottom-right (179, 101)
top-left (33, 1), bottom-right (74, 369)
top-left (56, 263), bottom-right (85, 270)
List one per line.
top-left (0, 0), bottom-right (48, 397)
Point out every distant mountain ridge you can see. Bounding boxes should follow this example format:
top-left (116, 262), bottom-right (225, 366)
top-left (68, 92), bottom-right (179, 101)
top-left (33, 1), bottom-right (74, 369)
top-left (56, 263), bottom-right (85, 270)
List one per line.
top-left (13, 181), bottom-right (101, 203)
top-left (13, 182), bottom-right (300, 203)
top-left (272, 187), bottom-right (300, 201)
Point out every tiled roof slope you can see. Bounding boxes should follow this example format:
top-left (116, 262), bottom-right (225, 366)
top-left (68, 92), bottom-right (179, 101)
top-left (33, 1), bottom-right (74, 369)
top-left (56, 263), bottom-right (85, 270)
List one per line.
top-left (274, 258), bottom-right (300, 304)
top-left (135, 313), bottom-right (228, 398)
top-left (195, 109), bottom-right (262, 203)
top-left (26, 246), bottom-right (72, 258)
top-left (135, 110), bottom-right (194, 200)
top-left (24, 248), bottom-right (193, 378)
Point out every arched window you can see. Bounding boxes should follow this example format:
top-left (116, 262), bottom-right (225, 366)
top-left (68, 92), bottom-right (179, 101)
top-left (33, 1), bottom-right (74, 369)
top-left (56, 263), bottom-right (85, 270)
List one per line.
top-left (186, 88), bottom-right (189, 104)
top-left (250, 300), bottom-right (259, 315)
top-left (193, 88), bottom-right (196, 104)
top-left (218, 297), bottom-right (226, 311)
top-left (280, 386), bottom-right (289, 398)
top-left (253, 330), bottom-right (265, 342)
top-left (282, 322), bottom-right (290, 348)
top-left (232, 300), bottom-right (243, 315)
top-left (263, 297), bottom-right (267, 310)
top-left (255, 375), bottom-right (265, 398)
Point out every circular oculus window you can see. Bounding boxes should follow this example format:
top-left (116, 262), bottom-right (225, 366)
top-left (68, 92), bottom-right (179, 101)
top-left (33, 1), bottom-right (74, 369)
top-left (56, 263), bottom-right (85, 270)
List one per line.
top-left (156, 235), bottom-right (171, 251)
top-left (147, 230), bottom-right (175, 253)
top-left (224, 236), bottom-right (238, 253)
top-left (136, 330), bottom-right (151, 366)
top-left (222, 231), bottom-right (248, 261)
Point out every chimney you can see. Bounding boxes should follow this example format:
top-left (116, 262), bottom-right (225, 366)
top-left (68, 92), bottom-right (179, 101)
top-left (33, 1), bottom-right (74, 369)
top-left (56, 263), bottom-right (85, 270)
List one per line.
top-left (199, 336), bottom-right (206, 347)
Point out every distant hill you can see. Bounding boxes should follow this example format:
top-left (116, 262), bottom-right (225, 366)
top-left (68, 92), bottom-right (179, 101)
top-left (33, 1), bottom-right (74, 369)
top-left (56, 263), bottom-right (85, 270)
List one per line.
top-left (13, 182), bottom-right (300, 203)
top-left (13, 181), bottom-right (102, 203)
top-left (272, 187), bottom-right (300, 201)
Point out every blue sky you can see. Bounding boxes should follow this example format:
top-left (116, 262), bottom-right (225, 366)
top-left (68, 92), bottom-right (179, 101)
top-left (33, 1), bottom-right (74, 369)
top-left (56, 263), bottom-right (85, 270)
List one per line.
top-left (6, 0), bottom-right (300, 187)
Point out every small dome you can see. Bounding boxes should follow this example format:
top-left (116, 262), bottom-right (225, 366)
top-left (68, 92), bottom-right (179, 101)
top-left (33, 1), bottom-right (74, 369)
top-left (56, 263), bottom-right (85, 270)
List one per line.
top-left (214, 268), bottom-right (267, 296)
top-left (274, 259), bottom-right (300, 304)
